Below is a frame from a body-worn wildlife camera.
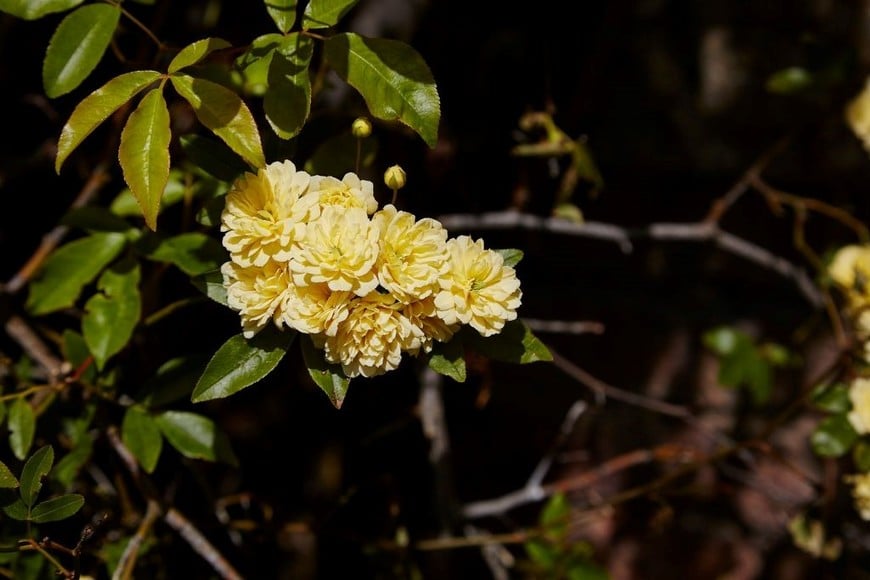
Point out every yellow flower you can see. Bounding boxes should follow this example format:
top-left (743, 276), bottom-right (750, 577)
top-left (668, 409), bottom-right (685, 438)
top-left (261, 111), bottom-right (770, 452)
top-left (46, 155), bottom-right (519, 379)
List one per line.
top-left (372, 204), bottom-right (449, 303)
top-left (320, 292), bottom-right (418, 378)
top-left (847, 77), bottom-right (870, 153)
top-left (290, 206), bottom-right (380, 297)
top-left (308, 172), bottom-right (378, 215)
top-left (848, 377), bottom-right (870, 434)
top-left (828, 244), bottom-right (870, 306)
top-left (403, 297), bottom-right (457, 355)
top-left (845, 472), bottom-right (870, 520)
top-left (221, 160), bottom-right (317, 268)
top-left (222, 260), bottom-right (293, 338)
top-left (435, 236), bottom-right (522, 336)
top-left (279, 282), bottom-right (352, 336)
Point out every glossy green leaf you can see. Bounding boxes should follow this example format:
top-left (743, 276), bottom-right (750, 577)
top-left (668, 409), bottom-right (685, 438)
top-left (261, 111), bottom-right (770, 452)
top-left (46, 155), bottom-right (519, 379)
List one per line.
top-left (234, 34), bottom-right (283, 97)
top-left (302, 0), bottom-right (358, 29)
top-left (265, 0), bottom-right (297, 33)
top-left (82, 258), bottom-right (141, 370)
top-left (427, 338), bottom-right (465, 383)
top-left (265, 33), bottom-right (313, 139)
top-left (140, 354), bottom-right (211, 407)
top-left (324, 33), bottom-right (440, 147)
top-left (180, 135), bottom-right (249, 181)
top-left (30, 494), bottom-right (84, 523)
top-left (56, 70), bottom-right (161, 173)
top-left (2, 498), bottom-right (28, 521)
top-left (0, 0), bottom-right (83, 19)
top-left (854, 439), bottom-right (870, 472)
top-left (61, 330), bottom-right (96, 385)
top-left (168, 37), bottom-right (231, 74)
top-left (192, 329), bottom-right (295, 402)
top-left (19, 445), bottom-right (53, 507)
top-left (27, 233), bottom-right (127, 315)
top-left (300, 335), bottom-right (350, 408)
top-left (304, 130), bottom-right (378, 176)
top-left (139, 232), bottom-right (227, 276)
top-left (811, 414), bottom-right (858, 457)
top-left (8, 400), bottom-right (36, 461)
top-left (462, 320), bottom-right (553, 364)
top-left (171, 73), bottom-right (265, 169)
top-left (0, 462), bottom-right (18, 489)
top-left (43, 4), bottom-right (120, 98)
top-left (495, 248), bottom-right (523, 268)
top-left (122, 406), bottom-right (163, 473)
top-left (119, 87), bottom-right (171, 231)
top-left (811, 383), bottom-right (851, 414)
top-left (155, 411), bottom-right (238, 465)
top-left (190, 269), bottom-right (228, 306)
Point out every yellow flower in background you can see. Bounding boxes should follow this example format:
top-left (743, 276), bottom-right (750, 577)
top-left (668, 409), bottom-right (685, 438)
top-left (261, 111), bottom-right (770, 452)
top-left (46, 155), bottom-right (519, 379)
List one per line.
top-left (222, 261), bottom-right (293, 339)
top-left (321, 292), bottom-right (419, 378)
top-left (221, 160), bottom-right (317, 268)
top-left (403, 297), bottom-right (457, 355)
top-left (372, 204), bottom-right (449, 303)
top-left (308, 172), bottom-right (378, 215)
top-left (435, 235), bottom-right (522, 337)
top-left (290, 206), bottom-right (380, 297)
top-left (845, 473), bottom-right (870, 520)
top-left (828, 244), bottom-right (870, 306)
top-left (279, 282), bottom-right (352, 336)
top-left (847, 77), bottom-right (870, 153)
top-left (848, 377), bottom-right (870, 434)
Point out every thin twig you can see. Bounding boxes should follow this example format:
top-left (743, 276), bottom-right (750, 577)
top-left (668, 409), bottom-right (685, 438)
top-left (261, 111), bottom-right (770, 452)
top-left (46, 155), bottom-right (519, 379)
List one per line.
top-left (113, 500), bottom-right (161, 580)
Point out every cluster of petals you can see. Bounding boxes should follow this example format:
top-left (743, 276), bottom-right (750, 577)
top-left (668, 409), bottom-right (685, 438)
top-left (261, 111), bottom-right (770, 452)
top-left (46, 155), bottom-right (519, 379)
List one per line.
top-left (220, 160), bottom-right (523, 378)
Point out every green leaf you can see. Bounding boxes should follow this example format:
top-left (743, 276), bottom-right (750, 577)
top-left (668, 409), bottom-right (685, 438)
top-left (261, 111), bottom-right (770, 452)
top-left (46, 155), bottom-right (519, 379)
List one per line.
top-left (26, 232), bottom-right (127, 316)
top-left (61, 330), bottom-right (96, 385)
top-left (2, 498), bottom-right (29, 521)
top-left (495, 248), bottom-right (523, 268)
top-left (853, 439), bottom-right (870, 472)
top-left (8, 400), bottom-right (36, 462)
top-left (42, 4), bottom-right (120, 98)
top-left (265, 0), bottom-right (297, 33)
top-left (111, 169), bottom-right (188, 217)
top-left (52, 435), bottom-right (93, 488)
top-left (179, 135), bottom-right (248, 181)
top-left (525, 539), bottom-right (558, 568)
top-left (304, 130), bottom-right (378, 176)
top-left (811, 414), bottom-right (858, 458)
top-left (766, 67), bottom-right (814, 95)
top-left (122, 406), bottom-right (163, 473)
top-left (56, 70), bottom-right (161, 173)
top-left (192, 329), bottom-right (295, 402)
top-left (811, 383), bottom-right (851, 414)
top-left (19, 445), bottom-right (53, 507)
top-left (168, 37), bottom-right (231, 74)
top-left (0, 462), bottom-right (18, 489)
top-left (61, 207), bottom-right (135, 233)
top-left (540, 492), bottom-right (570, 531)
top-left (190, 269), bottom-right (228, 306)
top-left (324, 33), bottom-right (440, 147)
top-left (703, 326), bottom-right (747, 356)
top-left (427, 338), bottom-right (465, 383)
top-left (462, 320), bottom-right (553, 364)
top-left (171, 73), bottom-right (265, 169)
top-left (300, 335), bottom-right (350, 408)
top-left (82, 258), bottom-right (141, 370)
top-left (155, 411), bottom-right (238, 465)
top-left (30, 494), bottom-right (84, 523)
top-left (0, 0), bottom-right (83, 19)
top-left (302, 0), bottom-right (358, 29)
top-left (138, 232), bottom-right (227, 276)
top-left (265, 33), bottom-right (313, 139)
top-left (119, 87), bottom-right (171, 231)
top-left (140, 354), bottom-right (211, 407)
top-left (234, 34), bottom-right (283, 97)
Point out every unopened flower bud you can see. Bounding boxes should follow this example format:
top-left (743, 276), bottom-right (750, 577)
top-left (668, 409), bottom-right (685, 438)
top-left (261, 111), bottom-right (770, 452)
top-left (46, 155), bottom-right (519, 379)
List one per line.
top-left (384, 165), bottom-right (406, 191)
top-left (352, 117), bottom-right (372, 139)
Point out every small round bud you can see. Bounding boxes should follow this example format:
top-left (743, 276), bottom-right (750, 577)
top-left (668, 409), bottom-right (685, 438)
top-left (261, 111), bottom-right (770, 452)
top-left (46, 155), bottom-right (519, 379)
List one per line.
top-left (352, 117), bottom-right (372, 138)
top-left (384, 165), bottom-right (407, 191)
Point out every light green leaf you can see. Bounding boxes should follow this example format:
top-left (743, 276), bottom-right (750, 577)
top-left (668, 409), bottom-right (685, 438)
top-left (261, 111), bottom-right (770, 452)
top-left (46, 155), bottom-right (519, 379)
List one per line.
top-left (300, 335), bottom-right (350, 408)
top-left (0, 462), bottom-right (18, 489)
top-left (0, 0), bottom-right (83, 20)
top-left (264, 33), bottom-right (313, 139)
top-left (119, 87), bottom-right (171, 231)
top-left (427, 338), bottom-right (465, 383)
top-left (811, 414), bottom-right (858, 458)
top-left (171, 73), bottom-right (265, 169)
top-left (2, 498), bottom-right (28, 521)
top-left (30, 494), bottom-right (84, 523)
top-left (8, 400), bottom-right (36, 462)
top-left (302, 0), bottom-right (358, 29)
top-left (179, 135), bottom-right (248, 181)
top-left (234, 34), bottom-right (283, 97)
top-left (82, 258), bottom-right (141, 370)
top-left (122, 406), bottom-right (162, 473)
top-left (324, 33), bottom-right (440, 147)
top-left (26, 232), bottom-right (127, 316)
top-left (43, 4), bottom-right (120, 98)
top-left (168, 37), bottom-right (231, 74)
top-left (703, 326), bottom-right (747, 356)
top-left (56, 70), bottom-right (161, 173)
top-left (495, 248), bottom-right (523, 268)
top-left (190, 269), bottom-right (228, 307)
top-left (265, 0), bottom-right (297, 33)
top-left (155, 411), bottom-right (237, 465)
top-left (462, 320), bottom-right (553, 364)
top-left (540, 492), bottom-right (569, 532)
top-left (19, 445), bottom-right (53, 507)
top-left (138, 232), bottom-right (227, 276)
top-left (192, 329), bottom-right (295, 402)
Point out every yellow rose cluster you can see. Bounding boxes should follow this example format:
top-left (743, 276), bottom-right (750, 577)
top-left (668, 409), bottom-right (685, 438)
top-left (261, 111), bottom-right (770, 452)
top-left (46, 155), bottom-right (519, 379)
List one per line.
top-left (220, 161), bottom-right (522, 378)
